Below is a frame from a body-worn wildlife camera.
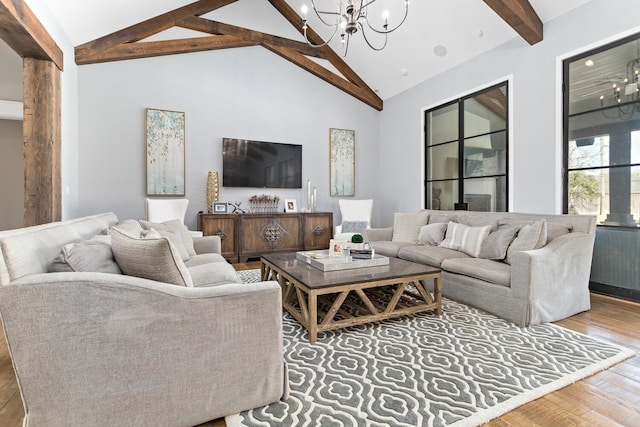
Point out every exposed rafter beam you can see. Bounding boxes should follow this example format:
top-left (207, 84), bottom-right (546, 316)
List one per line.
top-left (177, 16), bottom-right (323, 58)
top-left (75, 0), bottom-right (236, 63)
top-left (482, 0), bottom-right (543, 45)
top-left (73, 0), bottom-right (383, 110)
top-left (0, 0), bottom-right (63, 70)
top-left (264, 43), bottom-right (381, 111)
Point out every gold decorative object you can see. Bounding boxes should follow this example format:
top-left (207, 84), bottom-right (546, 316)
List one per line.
top-left (206, 171), bottom-right (219, 214)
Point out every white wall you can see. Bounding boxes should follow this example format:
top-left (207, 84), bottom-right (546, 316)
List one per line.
top-left (77, 47), bottom-right (380, 230)
top-left (377, 0), bottom-right (640, 226)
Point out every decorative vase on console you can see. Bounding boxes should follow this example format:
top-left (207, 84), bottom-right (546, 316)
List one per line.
top-left (206, 171), bottom-right (219, 214)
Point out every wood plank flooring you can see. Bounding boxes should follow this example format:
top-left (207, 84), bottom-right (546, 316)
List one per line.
top-left (1, 261), bottom-right (638, 426)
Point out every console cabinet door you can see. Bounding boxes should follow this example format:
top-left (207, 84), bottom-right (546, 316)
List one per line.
top-left (303, 213), bottom-right (333, 250)
top-left (198, 214), bottom-right (238, 261)
top-left (239, 214), bottom-right (303, 259)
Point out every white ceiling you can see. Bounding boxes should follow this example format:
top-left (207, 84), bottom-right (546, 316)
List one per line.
top-left (34, 0), bottom-right (593, 100)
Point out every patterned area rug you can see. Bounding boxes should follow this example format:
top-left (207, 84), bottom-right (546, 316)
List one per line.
top-left (233, 270), bottom-right (634, 427)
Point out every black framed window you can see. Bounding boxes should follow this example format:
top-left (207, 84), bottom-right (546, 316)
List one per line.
top-left (424, 82), bottom-right (509, 211)
top-left (563, 33), bottom-right (640, 227)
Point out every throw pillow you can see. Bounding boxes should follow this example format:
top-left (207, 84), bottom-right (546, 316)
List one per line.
top-left (504, 219), bottom-right (548, 265)
top-left (392, 212), bottom-right (429, 242)
top-left (440, 222), bottom-right (491, 257)
top-left (341, 220), bottom-right (369, 233)
top-left (49, 235), bottom-right (122, 274)
top-left (139, 219), bottom-right (196, 257)
top-left (456, 214), bottom-right (499, 232)
top-left (418, 223), bottom-right (447, 246)
top-left (478, 226), bottom-right (519, 260)
top-left (153, 229), bottom-right (189, 261)
top-left (110, 226), bottom-right (193, 287)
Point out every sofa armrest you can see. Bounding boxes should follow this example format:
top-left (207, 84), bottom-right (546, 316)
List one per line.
top-left (362, 227), bottom-right (393, 242)
top-left (0, 272), bottom-right (286, 426)
top-left (193, 234), bottom-right (221, 254)
top-left (510, 231), bottom-right (595, 324)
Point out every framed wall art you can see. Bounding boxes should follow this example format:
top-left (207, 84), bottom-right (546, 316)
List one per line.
top-left (146, 108), bottom-right (185, 196)
top-left (329, 128), bottom-right (355, 197)
top-left (213, 202), bottom-right (227, 213)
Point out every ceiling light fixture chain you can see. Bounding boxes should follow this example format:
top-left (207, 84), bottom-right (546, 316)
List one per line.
top-left (300, 0), bottom-right (409, 57)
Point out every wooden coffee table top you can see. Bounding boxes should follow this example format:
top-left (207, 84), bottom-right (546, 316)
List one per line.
top-left (260, 252), bottom-right (440, 290)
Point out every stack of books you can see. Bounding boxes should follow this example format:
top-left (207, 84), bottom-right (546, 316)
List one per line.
top-left (350, 249), bottom-right (374, 260)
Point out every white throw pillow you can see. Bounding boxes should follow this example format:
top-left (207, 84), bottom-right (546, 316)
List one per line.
top-left (392, 212), bottom-right (429, 242)
top-left (440, 221), bottom-right (491, 257)
top-left (111, 226), bottom-right (193, 287)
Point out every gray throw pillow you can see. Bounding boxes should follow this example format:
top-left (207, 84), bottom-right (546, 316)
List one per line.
top-left (49, 235), bottom-right (121, 274)
top-left (418, 223), bottom-right (447, 246)
top-left (478, 226), bottom-right (519, 260)
top-left (392, 212), bottom-right (429, 242)
top-left (139, 219), bottom-right (195, 257)
top-left (111, 226), bottom-right (193, 287)
top-left (504, 219), bottom-right (547, 265)
top-left (440, 221), bottom-right (492, 257)
top-left (153, 229), bottom-right (189, 261)
top-left (341, 220), bottom-right (369, 233)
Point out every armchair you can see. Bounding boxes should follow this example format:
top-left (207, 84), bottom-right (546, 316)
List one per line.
top-left (334, 199), bottom-right (374, 240)
top-left (145, 198), bottom-right (203, 237)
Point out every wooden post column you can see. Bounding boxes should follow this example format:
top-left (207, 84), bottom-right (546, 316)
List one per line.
top-left (23, 58), bottom-right (61, 226)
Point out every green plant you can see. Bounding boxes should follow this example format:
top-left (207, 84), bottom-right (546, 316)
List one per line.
top-left (351, 234), bottom-right (363, 244)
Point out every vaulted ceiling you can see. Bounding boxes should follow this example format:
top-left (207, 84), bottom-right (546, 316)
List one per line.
top-left (5, 0), bottom-right (594, 109)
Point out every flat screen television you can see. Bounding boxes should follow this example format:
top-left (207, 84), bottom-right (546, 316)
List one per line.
top-left (222, 138), bottom-right (302, 188)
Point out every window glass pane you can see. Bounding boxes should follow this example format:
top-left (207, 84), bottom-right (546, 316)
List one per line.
top-left (463, 132), bottom-right (507, 177)
top-left (427, 142), bottom-right (458, 180)
top-left (568, 166), bottom-right (640, 226)
top-left (568, 136), bottom-right (609, 169)
top-left (633, 131), bottom-right (640, 164)
top-left (427, 103), bottom-right (458, 146)
top-left (463, 176), bottom-right (507, 212)
top-left (428, 181), bottom-right (458, 210)
top-left (568, 37), bottom-right (640, 116)
top-left (464, 86), bottom-right (507, 138)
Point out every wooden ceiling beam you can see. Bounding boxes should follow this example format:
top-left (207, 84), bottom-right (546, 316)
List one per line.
top-left (264, 43), bottom-right (382, 111)
top-left (0, 0), bottom-right (63, 70)
top-left (177, 16), bottom-right (324, 58)
top-left (77, 36), bottom-right (256, 65)
top-left (267, 0), bottom-right (379, 99)
top-left (75, 0), bottom-right (236, 64)
top-left (482, 0), bottom-right (543, 45)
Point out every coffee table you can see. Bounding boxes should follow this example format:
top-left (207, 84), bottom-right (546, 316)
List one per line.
top-left (261, 252), bottom-right (442, 343)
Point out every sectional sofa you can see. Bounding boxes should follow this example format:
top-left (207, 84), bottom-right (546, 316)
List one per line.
top-left (0, 212), bottom-right (286, 426)
top-left (363, 210), bottom-right (597, 326)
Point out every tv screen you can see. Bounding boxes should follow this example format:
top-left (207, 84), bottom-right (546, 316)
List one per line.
top-left (222, 138), bottom-right (302, 188)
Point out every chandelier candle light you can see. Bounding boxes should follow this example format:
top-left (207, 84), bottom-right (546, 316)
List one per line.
top-left (300, 0), bottom-right (409, 56)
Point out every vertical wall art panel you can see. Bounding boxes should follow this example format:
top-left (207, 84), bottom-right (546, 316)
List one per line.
top-left (146, 108), bottom-right (185, 196)
top-left (330, 128), bottom-right (355, 197)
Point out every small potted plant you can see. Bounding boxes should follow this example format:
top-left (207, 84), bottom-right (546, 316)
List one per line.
top-left (349, 233), bottom-right (364, 249)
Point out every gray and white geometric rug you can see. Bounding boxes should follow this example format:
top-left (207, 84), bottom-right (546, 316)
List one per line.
top-left (232, 270), bottom-right (635, 427)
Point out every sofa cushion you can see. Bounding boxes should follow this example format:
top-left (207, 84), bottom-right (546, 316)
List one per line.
top-left (499, 219), bottom-right (571, 244)
top-left (49, 235), bottom-right (121, 274)
top-left (184, 253), bottom-right (228, 268)
top-left (440, 222), bottom-right (491, 257)
top-left (372, 241), bottom-right (414, 258)
top-left (418, 223), bottom-right (447, 246)
top-left (441, 258), bottom-right (511, 287)
top-left (392, 212), bottom-right (429, 242)
top-left (111, 227), bottom-right (193, 287)
top-left (504, 219), bottom-right (547, 265)
top-left (427, 213), bottom-right (456, 224)
top-left (341, 220), bottom-right (369, 233)
top-left (478, 226), bottom-right (519, 260)
top-left (139, 219), bottom-right (196, 257)
top-left (188, 262), bottom-right (242, 287)
top-left (398, 245), bottom-right (470, 268)
top-left (456, 214), bottom-right (499, 232)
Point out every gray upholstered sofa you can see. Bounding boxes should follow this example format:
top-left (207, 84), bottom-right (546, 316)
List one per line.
top-left (0, 212), bottom-right (286, 426)
top-left (363, 210), bottom-right (597, 326)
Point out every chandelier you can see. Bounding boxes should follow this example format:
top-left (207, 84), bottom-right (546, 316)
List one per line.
top-left (598, 55), bottom-right (640, 120)
top-left (300, 0), bottom-right (409, 56)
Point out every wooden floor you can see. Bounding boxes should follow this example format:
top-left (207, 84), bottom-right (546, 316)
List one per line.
top-left (1, 261), bottom-right (638, 426)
